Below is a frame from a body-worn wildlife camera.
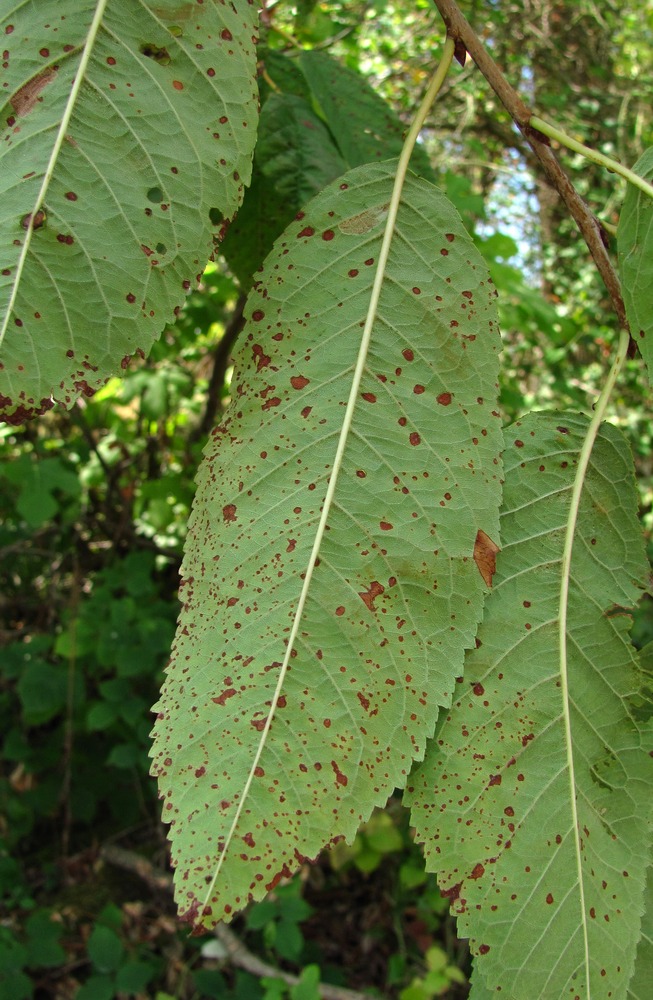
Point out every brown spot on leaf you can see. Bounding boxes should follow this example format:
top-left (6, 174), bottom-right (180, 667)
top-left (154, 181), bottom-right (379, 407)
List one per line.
top-left (212, 687), bottom-right (236, 705)
top-left (441, 882), bottom-right (462, 901)
top-left (21, 210), bottom-right (46, 230)
top-left (223, 504), bottom-right (237, 523)
top-left (359, 580), bottom-right (384, 612)
top-left (10, 67), bottom-right (57, 115)
top-left (474, 529), bottom-right (500, 587)
top-left (331, 761), bottom-right (348, 786)
top-left (338, 203), bottom-right (389, 234)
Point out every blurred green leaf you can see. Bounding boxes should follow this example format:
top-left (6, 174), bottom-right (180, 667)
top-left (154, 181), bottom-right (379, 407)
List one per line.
top-left (87, 924), bottom-right (124, 973)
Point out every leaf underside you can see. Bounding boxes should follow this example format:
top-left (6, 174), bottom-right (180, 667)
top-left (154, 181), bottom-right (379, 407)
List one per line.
top-left (617, 146), bottom-right (653, 384)
top-left (0, 0), bottom-right (258, 423)
top-left (150, 160), bottom-right (504, 929)
top-left (406, 413), bottom-right (653, 1000)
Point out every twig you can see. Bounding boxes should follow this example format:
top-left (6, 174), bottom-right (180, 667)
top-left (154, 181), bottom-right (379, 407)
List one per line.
top-left (430, 0), bottom-right (629, 332)
top-left (193, 292), bottom-right (247, 442)
top-left (530, 114), bottom-right (653, 200)
top-left (215, 923), bottom-right (376, 1000)
top-left (100, 844), bottom-right (377, 1000)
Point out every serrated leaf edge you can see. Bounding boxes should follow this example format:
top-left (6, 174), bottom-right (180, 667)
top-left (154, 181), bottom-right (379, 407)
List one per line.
top-left (197, 41), bottom-right (455, 920)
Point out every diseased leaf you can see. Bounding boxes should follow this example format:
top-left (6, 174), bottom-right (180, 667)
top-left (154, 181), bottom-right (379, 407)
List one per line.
top-left (406, 412), bottom-right (653, 1000)
top-left (628, 862), bottom-right (653, 1000)
top-left (617, 147), bottom-right (653, 383)
top-left (150, 160), bottom-right (504, 929)
top-left (473, 529), bottom-right (500, 588)
top-left (627, 641), bottom-right (653, 998)
top-left (298, 50), bottom-right (435, 179)
top-left (0, 0), bottom-right (258, 423)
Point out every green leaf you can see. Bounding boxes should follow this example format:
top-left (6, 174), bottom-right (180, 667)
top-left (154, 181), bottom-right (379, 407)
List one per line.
top-left (151, 160), bottom-right (503, 928)
top-left (262, 979), bottom-right (289, 1000)
top-left (290, 965), bottom-right (321, 1000)
top-left (617, 147), bottom-right (653, 384)
top-left (298, 50), bottom-right (435, 179)
top-left (115, 959), bottom-right (157, 993)
top-left (258, 94), bottom-right (347, 209)
top-left (0, 0), bottom-right (258, 423)
top-left (17, 660), bottom-right (69, 724)
top-left (106, 742), bottom-right (141, 769)
top-left (260, 50), bottom-right (311, 101)
top-left (221, 93), bottom-right (346, 289)
top-left (192, 969), bottom-right (229, 999)
top-left (77, 974), bottom-right (115, 1000)
top-left (24, 910), bottom-right (66, 968)
top-left (1, 455), bottom-right (80, 527)
top-left (86, 701), bottom-right (118, 731)
top-left (406, 412), bottom-right (653, 1000)
top-left (87, 923), bottom-right (124, 973)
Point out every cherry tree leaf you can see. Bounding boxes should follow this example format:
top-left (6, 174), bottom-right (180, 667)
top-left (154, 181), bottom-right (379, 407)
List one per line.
top-left (406, 412), bottom-right (653, 1000)
top-left (617, 146), bottom-right (653, 384)
top-left (150, 160), bottom-right (504, 929)
top-left (0, 0), bottom-right (258, 423)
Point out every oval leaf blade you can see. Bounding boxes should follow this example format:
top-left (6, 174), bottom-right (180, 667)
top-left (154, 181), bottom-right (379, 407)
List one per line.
top-left (406, 412), bottom-right (653, 1000)
top-left (0, 0), bottom-right (258, 422)
top-left (151, 160), bottom-right (504, 929)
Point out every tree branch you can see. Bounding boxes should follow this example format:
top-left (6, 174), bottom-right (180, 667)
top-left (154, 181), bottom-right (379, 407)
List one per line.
top-left (193, 292), bottom-right (247, 442)
top-left (100, 844), bottom-right (376, 1000)
top-left (430, 0), bottom-right (628, 332)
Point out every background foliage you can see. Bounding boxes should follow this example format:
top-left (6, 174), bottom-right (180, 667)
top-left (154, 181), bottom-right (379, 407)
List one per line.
top-left (1, 1), bottom-right (652, 997)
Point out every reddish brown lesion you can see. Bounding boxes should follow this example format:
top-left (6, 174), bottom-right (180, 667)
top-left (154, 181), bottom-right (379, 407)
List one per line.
top-left (474, 528), bottom-right (500, 587)
top-left (358, 580), bottom-right (384, 612)
top-left (10, 68), bottom-right (58, 116)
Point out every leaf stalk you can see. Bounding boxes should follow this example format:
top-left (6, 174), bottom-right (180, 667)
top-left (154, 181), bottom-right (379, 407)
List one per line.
top-left (530, 116), bottom-right (653, 201)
